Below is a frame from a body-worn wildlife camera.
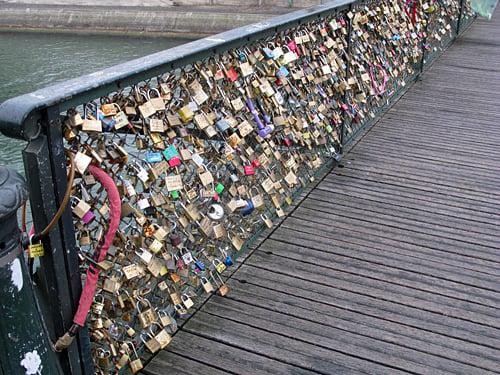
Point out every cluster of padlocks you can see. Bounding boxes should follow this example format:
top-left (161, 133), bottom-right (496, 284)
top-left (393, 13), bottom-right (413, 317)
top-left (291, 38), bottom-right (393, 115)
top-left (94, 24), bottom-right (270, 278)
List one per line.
top-left (57, 0), bottom-right (473, 372)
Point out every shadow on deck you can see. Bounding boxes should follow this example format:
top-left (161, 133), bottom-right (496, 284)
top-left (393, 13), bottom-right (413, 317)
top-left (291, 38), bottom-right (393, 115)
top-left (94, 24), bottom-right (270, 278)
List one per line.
top-left (143, 8), bottom-right (500, 375)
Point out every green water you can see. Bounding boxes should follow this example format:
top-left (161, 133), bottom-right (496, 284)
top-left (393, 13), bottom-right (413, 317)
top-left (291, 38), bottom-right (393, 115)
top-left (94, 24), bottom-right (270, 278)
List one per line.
top-left (0, 30), bottom-right (192, 173)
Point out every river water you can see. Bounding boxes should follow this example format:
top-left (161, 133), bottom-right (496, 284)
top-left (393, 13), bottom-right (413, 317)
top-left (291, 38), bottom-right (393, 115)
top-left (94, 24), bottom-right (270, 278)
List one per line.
top-left (0, 30), bottom-right (192, 174)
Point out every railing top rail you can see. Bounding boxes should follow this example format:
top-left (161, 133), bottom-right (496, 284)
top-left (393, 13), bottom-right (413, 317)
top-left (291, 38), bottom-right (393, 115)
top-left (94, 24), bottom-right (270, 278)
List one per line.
top-left (0, 0), bottom-right (356, 141)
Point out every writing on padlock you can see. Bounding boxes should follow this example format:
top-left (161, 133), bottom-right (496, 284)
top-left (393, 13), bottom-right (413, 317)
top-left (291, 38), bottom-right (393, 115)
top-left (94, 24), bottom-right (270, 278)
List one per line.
top-left (244, 165), bottom-right (255, 175)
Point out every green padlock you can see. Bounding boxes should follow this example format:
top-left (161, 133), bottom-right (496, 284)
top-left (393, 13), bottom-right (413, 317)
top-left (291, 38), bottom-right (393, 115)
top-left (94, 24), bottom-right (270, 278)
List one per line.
top-left (171, 190), bottom-right (179, 199)
top-left (215, 183), bottom-right (225, 194)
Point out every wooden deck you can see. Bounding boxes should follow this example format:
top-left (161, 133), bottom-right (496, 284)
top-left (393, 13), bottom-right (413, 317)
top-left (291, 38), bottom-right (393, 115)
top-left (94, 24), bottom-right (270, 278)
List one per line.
top-left (143, 10), bottom-right (500, 375)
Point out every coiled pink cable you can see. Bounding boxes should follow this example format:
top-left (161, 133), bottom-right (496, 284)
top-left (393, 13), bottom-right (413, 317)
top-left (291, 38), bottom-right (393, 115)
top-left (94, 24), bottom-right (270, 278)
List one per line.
top-left (370, 63), bottom-right (387, 95)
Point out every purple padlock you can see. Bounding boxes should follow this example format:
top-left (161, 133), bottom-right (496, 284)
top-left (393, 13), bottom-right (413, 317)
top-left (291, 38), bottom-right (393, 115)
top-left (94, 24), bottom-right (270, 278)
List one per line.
top-left (81, 210), bottom-right (95, 224)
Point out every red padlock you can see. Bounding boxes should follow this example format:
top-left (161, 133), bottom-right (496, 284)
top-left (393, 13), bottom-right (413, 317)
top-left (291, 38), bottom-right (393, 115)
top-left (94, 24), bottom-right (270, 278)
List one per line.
top-left (252, 159), bottom-right (261, 168)
top-left (244, 165), bottom-right (255, 175)
top-left (168, 156), bottom-right (181, 167)
top-left (283, 137), bottom-right (291, 147)
top-left (175, 255), bottom-right (184, 270)
top-left (225, 67), bottom-right (238, 83)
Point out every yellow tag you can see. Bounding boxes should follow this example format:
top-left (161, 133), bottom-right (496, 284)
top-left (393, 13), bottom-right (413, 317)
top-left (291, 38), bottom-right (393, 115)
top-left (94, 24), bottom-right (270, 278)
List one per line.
top-left (29, 243), bottom-right (45, 258)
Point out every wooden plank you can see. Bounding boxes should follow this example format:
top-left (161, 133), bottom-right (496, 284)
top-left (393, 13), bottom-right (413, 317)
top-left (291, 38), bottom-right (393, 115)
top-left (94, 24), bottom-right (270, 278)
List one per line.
top-left (141, 341), bottom-right (232, 375)
top-left (271, 227), bottom-right (500, 293)
top-left (330, 168), bottom-right (498, 215)
top-left (257, 237), bottom-right (500, 309)
top-left (148, 331), bottom-right (320, 375)
top-left (183, 312), bottom-right (385, 375)
top-left (285, 209), bottom-right (500, 265)
top-left (316, 178), bottom-right (500, 226)
top-left (280, 210), bottom-right (500, 277)
top-left (323, 173), bottom-right (500, 222)
top-left (304, 191), bottom-right (499, 238)
top-left (337, 155), bottom-right (500, 193)
top-left (218, 280), bottom-right (500, 372)
top-left (331, 160), bottom-right (499, 201)
top-left (347, 147), bottom-right (500, 178)
top-left (275, 223), bottom-right (499, 284)
top-left (297, 198), bottom-right (500, 251)
top-left (200, 296), bottom-right (497, 375)
top-left (233, 266), bottom-right (500, 349)
top-left (245, 251), bottom-right (500, 328)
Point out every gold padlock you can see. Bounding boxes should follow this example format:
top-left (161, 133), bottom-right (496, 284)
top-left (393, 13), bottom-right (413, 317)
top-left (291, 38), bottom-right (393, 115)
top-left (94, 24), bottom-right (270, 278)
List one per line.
top-left (141, 332), bottom-right (161, 354)
top-left (136, 299), bottom-right (158, 329)
top-left (127, 343), bottom-right (143, 373)
top-left (177, 105), bottom-right (194, 122)
top-left (150, 322), bottom-right (172, 349)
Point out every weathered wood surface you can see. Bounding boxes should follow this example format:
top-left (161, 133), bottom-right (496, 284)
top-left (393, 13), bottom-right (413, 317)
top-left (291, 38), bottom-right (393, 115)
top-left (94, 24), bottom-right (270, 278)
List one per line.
top-left (143, 9), bottom-right (500, 375)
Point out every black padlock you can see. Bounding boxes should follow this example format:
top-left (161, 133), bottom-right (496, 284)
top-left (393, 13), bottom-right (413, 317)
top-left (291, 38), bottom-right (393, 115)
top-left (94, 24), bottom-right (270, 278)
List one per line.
top-left (170, 231), bottom-right (182, 247)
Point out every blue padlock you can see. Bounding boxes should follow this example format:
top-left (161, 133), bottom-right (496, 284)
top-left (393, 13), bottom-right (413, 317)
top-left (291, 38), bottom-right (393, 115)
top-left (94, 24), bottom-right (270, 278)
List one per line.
top-left (240, 200), bottom-right (254, 216)
top-left (195, 259), bottom-right (205, 271)
top-left (223, 254), bottom-right (234, 266)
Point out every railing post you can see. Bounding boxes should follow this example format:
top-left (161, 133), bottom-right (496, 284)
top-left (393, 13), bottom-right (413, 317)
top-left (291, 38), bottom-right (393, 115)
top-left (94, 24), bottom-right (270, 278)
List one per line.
top-left (0, 166), bottom-right (62, 374)
top-left (22, 106), bottom-right (93, 375)
top-left (418, 11), bottom-right (430, 77)
top-left (340, 4), bottom-right (354, 153)
top-left (456, 0), bottom-right (465, 34)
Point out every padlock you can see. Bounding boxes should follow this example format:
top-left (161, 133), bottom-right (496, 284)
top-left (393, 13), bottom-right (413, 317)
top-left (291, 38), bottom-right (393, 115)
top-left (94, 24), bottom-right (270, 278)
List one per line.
top-left (166, 285), bottom-right (182, 306)
top-left (125, 325), bottom-right (136, 337)
top-left (71, 197), bottom-right (95, 223)
top-left (150, 322), bottom-right (172, 349)
top-left (244, 165), bottom-right (255, 175)
top-left (221, 247), bottom-right (234, 266)
top-left (181, 293), bottom-right (194, 309)
top-left (115, 352), bottom-right (129, 371)
top-left (77, 230), bottom-right (91, 246)
top-left (136, 299), bottom-right (158, 329)
top-left (136, 247), bottom-right (153, 265)
top-left (170, 231), bottom-right (182, 247)
top-left (92, 317), bottom-right (103, 330)
top-left (249, 187), bottom-right (265, 211)
top-left (229, 230), bottom-right (244, 251)
top-left (207, 203), bottom-right (224, 221)
top-left (128, 343), bottom-right (143, 373)
top-left (175, 254), bottom-right (185, 270)
top-left (158, 309), bottom-right (173, 328)
top-left (261, 213), bottom-right (274, 229)
top-left (194, 259), bottom-right (205, 271)
top-left (181, 247), bottom-right (194, 265)
top-left (178, 105), bottom-right (195, 122)
top-left (90, 295), bottom-right (105, 315)
top-left (201, 276), bottom-right (215, 293)
top-left (240, 200), bottom-right (254, 216)
top-left (141, 331), bottom-right (161, 354)
top-left (102, 269), bottom-right (122, 294)
top-left (212, 271), bottom-right (229, 296)
top-left (174, 303), bottom-right (188, 318)
top-left (96, 349), bottom-right (110, 368)
top-left (215, 117), bottom-right (230, 132)
top-left (212, 258), bottom-right (227, 274)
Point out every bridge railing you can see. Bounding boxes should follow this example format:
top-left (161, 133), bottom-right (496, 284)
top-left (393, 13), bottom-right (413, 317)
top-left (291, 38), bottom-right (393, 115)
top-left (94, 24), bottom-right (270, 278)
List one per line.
top-left (0, 0), bottom-right (475, 373)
